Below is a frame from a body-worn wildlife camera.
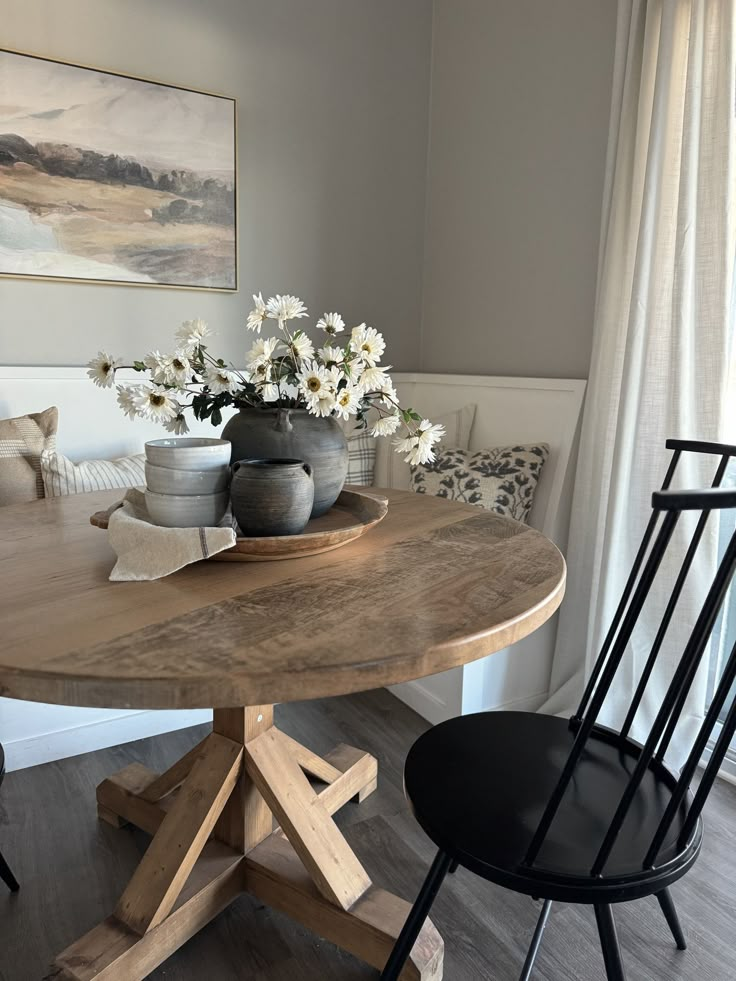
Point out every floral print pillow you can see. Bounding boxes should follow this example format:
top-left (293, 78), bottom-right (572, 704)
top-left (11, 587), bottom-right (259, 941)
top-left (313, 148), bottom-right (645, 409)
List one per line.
top-left (410, 444), bottom-right (549, 523)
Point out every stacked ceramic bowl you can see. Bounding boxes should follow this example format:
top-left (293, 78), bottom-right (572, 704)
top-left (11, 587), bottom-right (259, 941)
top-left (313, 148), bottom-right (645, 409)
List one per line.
top-left (144, 438), bottom-right (232, 528)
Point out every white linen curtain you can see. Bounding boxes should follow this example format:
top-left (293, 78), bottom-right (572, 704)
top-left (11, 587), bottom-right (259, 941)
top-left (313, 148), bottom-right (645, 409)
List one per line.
top-left (543, 0), bottom-right (736, 764)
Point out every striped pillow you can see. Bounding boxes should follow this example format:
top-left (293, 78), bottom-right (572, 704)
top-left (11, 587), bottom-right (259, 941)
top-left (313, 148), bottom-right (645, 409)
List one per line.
top-left (0, 407), bottom-right (58, 506)
top-left (41, 451), bottom-right (145, 497)
top-left (346, 430), bottom-right (377, 486)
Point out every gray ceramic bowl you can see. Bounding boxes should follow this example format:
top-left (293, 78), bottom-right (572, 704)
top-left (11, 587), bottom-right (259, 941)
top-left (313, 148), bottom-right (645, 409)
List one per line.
top-left (145, 461), bottom-right (230, 496)
top-left (145, 437), bottom-right (231, 471)
top-left (144, 489), bottom-right (229, 528)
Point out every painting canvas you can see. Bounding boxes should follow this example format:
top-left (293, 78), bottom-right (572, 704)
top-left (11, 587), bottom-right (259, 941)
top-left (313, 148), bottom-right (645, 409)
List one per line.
top-left (0, 49), bottom-right (236, 290)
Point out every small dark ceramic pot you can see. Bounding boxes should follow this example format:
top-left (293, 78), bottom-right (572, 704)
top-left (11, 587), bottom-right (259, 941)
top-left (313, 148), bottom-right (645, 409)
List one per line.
top-left (230, 458), bottom-right (315, 537)
top-left (221, 407), bottom-right (347, 518)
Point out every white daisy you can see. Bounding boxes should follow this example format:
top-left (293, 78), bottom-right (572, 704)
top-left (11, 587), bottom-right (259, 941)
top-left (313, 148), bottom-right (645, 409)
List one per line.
top-left (333, 383), bottom-right (361, 420)
top-left (162, 412), bottom-right (190, 435)
top-left (143, 350), bottom-right (169, 384)
top-left (351, 324), bottom-right (385, 366)
top-left (358, 364), bottom-right (393, 392)
top-left (246, 292), bottom-right (268, 332)
top-left (133, 385), bottom-right (179, 422)
top-left (246, 335), bottom-right (279, 371)
top-left (86, 351), bottom-right (120, 388)
top-left (413, 420), bottom-right (446, 464)
top-left (318, 345), bottom-right (344, 364)
top-left (289, 332), bottom-right (315, 363)
top-left (344, 355), bottom-right (365, 384)
top-left (375, 377), bottom-right (398, 407)
top-left (205, 366), bottom-right (241, 395)
top-left (393, 434), bottom-right (423, 466)
top-left (266, 294), bottom-right (308, 323)
top-left (163, 352), bottom-right (194, 387)
top-left (116, 384), bottom-right (140, 420)
top-left (175, 318), bottom-right (211, 354)
top-left (298, 361), bottom-right (332, 400)
top-left (371, 413), bottom-right (402, 437)
top-left (251, 360), bottom-right (274, 385)
top-left (307, 388), bottom-right (338, 417)
top-left (258, 382), bottom-right (281, 402)
top-left (316, 312), bottom-right (345, 335)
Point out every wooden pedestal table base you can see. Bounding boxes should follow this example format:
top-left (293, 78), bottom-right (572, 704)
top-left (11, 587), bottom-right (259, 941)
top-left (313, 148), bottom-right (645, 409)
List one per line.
top-left (48, 707), bottom-right (444, 980)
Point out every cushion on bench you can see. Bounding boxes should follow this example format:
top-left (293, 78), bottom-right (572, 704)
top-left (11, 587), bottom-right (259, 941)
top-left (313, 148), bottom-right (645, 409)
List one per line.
top-left (0, 406), bottom-right (58, 506)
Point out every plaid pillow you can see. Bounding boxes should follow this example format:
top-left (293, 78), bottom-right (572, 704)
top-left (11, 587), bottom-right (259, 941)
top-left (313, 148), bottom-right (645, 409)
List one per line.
top-left (410, 443), bottom-right (549, 523)
top-left (346, 430), bottom-right (377, 486)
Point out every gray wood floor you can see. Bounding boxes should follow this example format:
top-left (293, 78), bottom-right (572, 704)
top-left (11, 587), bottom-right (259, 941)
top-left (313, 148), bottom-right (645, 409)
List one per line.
top-left (1, 689), bottom-right (735, 981)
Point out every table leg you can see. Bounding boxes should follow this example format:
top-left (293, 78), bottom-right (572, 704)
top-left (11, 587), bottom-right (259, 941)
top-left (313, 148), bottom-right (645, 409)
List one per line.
top-left (48, 707), bottom-right (443, 981)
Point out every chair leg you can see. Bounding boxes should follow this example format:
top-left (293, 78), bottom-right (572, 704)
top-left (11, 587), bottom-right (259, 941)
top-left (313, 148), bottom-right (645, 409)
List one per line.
top-left (519, 900), bottom-right (552, 981)
top-left (656, 888), bottom-right (687, 950)
top-left (380, 849), bottom-right (453, 981)
top-left (0, 848), bottom-right (19, 892)
top-left (594, 905), bottom-right (626, 981)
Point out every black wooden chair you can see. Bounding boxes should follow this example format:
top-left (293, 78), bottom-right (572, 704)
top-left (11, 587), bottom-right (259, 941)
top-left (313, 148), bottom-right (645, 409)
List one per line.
top-left (381, 438), bottom-right (736, 980)
top-left (0, 744), bottom-right (19, 892)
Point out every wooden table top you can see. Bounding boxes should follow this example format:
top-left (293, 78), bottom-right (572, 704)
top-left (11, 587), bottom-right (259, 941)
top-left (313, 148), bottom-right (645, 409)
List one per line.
top-left (0, 488), bottom-right (566, 710)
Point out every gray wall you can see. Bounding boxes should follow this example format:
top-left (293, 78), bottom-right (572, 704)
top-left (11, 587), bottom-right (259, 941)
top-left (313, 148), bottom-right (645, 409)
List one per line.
top-left (0, 0), bottom-right (433, 368)
top-left (1, 0), bottom-right (619, 380)
top-left (420, 0), bottom-right (618, 379)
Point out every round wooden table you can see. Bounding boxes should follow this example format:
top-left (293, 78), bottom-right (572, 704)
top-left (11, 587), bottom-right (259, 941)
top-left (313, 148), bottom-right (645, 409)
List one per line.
top-left (0, 487), bottom-right (565, 980)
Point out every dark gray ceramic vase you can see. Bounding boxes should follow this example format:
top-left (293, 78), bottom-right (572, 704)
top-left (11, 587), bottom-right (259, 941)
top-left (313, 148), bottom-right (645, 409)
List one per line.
top-left (221, 407), bottom-right (348, 518)
top-left (230, 459), bottom-right (314, 537)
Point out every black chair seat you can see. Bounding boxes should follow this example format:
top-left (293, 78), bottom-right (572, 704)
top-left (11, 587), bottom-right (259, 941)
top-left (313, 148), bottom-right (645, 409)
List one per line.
top-left (404, 711), bottom-right (701, 903)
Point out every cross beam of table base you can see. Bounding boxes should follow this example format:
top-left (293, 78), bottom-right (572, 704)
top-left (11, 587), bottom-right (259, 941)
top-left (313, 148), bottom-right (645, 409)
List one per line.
top-left (47, 707), bottom-right (444, 981)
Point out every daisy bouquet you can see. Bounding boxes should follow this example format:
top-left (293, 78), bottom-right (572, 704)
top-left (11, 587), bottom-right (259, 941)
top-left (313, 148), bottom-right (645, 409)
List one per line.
top-left (87, 293), bottom-right (445, 465)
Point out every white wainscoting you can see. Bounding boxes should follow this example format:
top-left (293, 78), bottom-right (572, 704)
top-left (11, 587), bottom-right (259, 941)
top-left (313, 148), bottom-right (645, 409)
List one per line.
top-left (380, 373), bottom-right (586, 724)
top-left (1, 703), bottom-right (212, 772)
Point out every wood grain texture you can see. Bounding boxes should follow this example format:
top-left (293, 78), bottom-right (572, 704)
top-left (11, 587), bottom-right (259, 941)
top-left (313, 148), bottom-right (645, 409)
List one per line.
top-left (95, 741), bottom-right (378, 841)
top-left (97, 762), bottom-right (176, 833)
top-left (244, 833), bottom-right (443, 980)
top-left (114, 734), bottom-right (242, 934)
top-left (138, 737), bottom-right (208, 803)
top-left (244, 728), bottom-right (372, 910)
top-left (280, 730), bottom-right (344, 783)
top-left (0, 488), bottom-right (565, 709)
top-left (50, 843), bottom-right (244, 981)
top-left (213, 706), bottom-right (274, 852)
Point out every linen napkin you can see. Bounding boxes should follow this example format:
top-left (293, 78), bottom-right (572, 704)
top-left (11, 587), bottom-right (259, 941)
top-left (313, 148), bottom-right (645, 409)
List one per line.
top-left (106, 488), bottom-right (237, 581)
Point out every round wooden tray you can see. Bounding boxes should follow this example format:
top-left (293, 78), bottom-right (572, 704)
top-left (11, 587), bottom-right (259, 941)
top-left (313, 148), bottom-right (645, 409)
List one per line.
top-left (91, 488), bottom-right (388, 562)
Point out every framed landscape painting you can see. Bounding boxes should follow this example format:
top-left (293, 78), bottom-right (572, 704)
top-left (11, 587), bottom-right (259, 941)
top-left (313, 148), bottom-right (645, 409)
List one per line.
top-left (0, 49), bottom-right (237, 291)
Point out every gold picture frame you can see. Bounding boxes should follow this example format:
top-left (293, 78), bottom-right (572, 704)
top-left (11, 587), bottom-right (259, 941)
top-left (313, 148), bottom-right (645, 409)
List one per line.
top-left (0, 47), bottom-right (237, 292)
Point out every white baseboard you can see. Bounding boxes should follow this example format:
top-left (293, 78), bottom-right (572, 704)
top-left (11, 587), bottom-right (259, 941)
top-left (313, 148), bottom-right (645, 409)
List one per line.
top-left (390, 674), bottom-right (549, 726)
top-left (3, 709), bottom-right (213, 771)
top-left (475, 689), bottom-right (549, 714)
top-left (389, 680), bottom-right (452, 726)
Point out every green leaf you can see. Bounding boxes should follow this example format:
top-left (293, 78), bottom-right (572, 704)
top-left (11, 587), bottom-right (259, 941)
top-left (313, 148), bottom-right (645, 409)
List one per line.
top-left (133, 361), bottom-right (146, 372)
